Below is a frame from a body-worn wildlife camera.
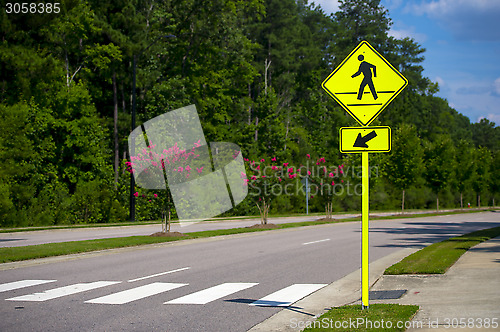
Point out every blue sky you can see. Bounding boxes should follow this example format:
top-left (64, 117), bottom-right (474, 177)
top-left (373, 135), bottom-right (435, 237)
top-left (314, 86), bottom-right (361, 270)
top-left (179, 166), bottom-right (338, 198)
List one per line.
top-left (313, 0), bottom-right (500, 125)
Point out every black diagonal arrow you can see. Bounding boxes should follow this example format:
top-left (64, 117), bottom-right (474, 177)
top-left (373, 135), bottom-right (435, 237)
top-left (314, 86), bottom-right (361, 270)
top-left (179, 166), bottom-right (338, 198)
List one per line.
top-left (353, 130), bottom-right (377, 148)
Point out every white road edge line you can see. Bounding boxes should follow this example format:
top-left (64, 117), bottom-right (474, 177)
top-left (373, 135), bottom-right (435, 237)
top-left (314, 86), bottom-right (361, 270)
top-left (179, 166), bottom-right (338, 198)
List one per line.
top-left (302, 239), bottom-right (330, 245)
top-left (128, 267), bottom-right (191, 283)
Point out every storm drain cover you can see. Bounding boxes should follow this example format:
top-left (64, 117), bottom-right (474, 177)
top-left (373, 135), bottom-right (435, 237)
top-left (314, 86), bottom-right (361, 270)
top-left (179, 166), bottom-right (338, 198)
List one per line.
top-left (367, 290), bottom-right (407, 300)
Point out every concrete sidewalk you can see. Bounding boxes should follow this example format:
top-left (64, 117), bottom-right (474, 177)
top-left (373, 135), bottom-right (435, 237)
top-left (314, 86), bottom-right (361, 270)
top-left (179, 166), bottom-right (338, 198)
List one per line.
top-left (370, 236), bottom-right (500, 331)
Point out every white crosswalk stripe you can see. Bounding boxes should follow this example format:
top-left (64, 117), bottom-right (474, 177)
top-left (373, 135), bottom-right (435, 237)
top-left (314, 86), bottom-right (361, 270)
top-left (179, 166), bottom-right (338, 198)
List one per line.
top-left (2, 280), bottom-right (330, 306)
top-left (5, 281), bottom-right (120, 302)
top-left (249, 283), bottom-right (327, 307)
top-left (86, 282), bottom-right (188, 304)
top-left (0, 280), bottom-right (56, 293)
top-left (165, 282), bottom-right (258, 305)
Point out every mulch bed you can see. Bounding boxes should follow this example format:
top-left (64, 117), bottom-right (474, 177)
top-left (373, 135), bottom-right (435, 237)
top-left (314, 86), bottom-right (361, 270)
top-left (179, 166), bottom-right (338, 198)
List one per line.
top-left (150, 231), bottom-right (187, 237)
top-left (314, 217), bottom-right (338, 222)
top-left (245, 223), bottom-right (280, 229)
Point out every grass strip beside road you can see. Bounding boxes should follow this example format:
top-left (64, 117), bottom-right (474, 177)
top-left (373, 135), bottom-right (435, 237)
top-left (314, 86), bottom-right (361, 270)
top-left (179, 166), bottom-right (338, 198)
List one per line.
top-left (384, 226), bottom-right (500, 275)
top-left (302, 304), bottom-right (419, 332)
top-left (0, 218), bottom-right (347, 263)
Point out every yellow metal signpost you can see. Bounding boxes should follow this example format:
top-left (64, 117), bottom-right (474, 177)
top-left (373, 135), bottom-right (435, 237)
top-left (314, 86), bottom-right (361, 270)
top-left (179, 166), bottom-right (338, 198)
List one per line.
top-left (322, 41), bottom-right (407, 309)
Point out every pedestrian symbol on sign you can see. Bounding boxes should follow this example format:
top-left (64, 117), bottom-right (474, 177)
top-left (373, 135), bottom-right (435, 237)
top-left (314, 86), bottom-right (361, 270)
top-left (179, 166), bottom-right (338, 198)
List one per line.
top-left (352, 54), bottom-right (378, 100)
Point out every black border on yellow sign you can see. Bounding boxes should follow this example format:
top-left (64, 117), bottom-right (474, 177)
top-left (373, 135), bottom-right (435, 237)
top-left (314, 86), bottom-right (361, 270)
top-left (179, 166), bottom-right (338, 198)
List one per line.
top-left (322, 41), bottom-right (408, 126)
top-left (339, 126), bottom-right (391, 153)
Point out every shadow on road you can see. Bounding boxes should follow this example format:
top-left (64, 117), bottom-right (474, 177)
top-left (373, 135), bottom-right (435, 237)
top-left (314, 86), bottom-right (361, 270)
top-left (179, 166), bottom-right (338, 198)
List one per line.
top-left (0, 238), bottom-right (25, 242)
top-left (224, 298), bottom-right (314, 316)
top-left (364, 218), bottom-right (500, 249)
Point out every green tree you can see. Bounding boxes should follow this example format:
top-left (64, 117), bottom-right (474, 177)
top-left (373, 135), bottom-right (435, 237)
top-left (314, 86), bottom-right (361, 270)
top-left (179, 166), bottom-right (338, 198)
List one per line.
top-left (472, 147), bottom-right (492, 208)
top-left (0, 102), bottom-right (37, 226)
top-left (386, 124), bottom-right (424, 213)
top-left (423, 136), bottom-right (456, 211)
top-left (454, 140), bottom-right (476, 209)
top-left (490, 150), bottom-right (500, 207)
top-left (332, 0), bottom-right (392, 60)
top-left (472, 118), bottom-right (499, 152)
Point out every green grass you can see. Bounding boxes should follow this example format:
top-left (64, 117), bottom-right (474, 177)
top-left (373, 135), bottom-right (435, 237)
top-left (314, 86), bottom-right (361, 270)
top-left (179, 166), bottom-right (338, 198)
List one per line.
top-left (302, 304), bottom-right (419, 332)
top-left (0, 218), bottom-right (350, 263)
top-left (385, 226), bottom-right (500, 275)
top-left (0, 236), bottom-right (183, 263)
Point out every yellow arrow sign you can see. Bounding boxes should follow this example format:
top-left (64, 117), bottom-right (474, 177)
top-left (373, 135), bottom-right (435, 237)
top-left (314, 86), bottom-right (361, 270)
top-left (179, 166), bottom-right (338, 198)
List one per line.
top-left (340, 126), bottom-right (391, 153)
top-left (322, 41), bottom-right (408, 126)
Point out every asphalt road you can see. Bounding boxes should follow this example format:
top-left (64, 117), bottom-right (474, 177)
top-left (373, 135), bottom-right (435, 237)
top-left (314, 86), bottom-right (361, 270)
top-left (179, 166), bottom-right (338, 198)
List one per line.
top-left (0, 211), bottom-right (499, 331)
top-left (0, 209), bottom-right (469, 248)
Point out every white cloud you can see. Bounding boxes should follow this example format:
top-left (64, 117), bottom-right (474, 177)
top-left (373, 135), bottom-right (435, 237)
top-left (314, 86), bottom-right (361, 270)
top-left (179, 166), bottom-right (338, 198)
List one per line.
top-left (477, 113), bottom-right (500, 124)
top-left (494, 77), bottom-right (500, 96)
top-left (410, 0), bottom-right (500, 16)
top-left (431, 73), bottom-right (500, 122)
top-left (384, 0), bottom-right (405, 10)
top-left (486, 113), bottom-right (500, 124)
top-left (406, 0), bottom-right (500, 41)
top-left (435, 76), bottom-right (445, 87)
top-left (311, 0), bottom-right (340, 15)
top-left (388, 26), bottom-right (427, 43)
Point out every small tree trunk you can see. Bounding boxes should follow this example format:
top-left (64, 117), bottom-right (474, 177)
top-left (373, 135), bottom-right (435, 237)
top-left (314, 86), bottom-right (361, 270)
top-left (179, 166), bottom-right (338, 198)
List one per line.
top-left (254, 116), bottom-right (259, 142)
top-left (460, 192), bottom-right (463, 209)
top-left (247, 84), bottom-right (252, 125)
top-left (257, 202), bottom-right (264, 225)
top-left (167, 210), bottom-right (171, 232)
top-left (120, 83), bottom-right (126, 113)
top-left (264, 58), bottom-right (271, 95)
top-left (402, 189), bottom-right (405, 214)
top-left (257, 199), bottom-right (270, 225)
top-left (436, 195), bottom-right (439, 212)
top-left (113, 72), bottom-right (119, 188)
top-left (283, 117), bottom-right (289, 151)
top-left (162, 210), bottom-right (166, 233)
top-left (327, 202), bottom-right (333, 220)
top-left (478, 194), bottom-right (481, 208)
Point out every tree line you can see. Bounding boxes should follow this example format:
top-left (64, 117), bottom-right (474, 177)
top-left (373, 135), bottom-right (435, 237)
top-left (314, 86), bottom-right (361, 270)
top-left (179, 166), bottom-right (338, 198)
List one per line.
top-left (0, 0), bottom-right (498, 226)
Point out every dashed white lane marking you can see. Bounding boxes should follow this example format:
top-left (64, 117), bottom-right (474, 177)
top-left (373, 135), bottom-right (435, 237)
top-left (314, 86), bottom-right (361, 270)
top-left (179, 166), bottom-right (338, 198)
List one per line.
top-left (86, 282), bottom-right (188, 304)
top-left (250, 284), bottom-right (327, 307)
top-left (127, 267), bottom-right (191, 283)
top-left (0, 280), bottom-right (56, 293)
top-left (6, 281), bottom-right (120, 302)
top-left (302, 239), bottom-right (330, 245)
top-left (165, 283), bottom-right (258, 305)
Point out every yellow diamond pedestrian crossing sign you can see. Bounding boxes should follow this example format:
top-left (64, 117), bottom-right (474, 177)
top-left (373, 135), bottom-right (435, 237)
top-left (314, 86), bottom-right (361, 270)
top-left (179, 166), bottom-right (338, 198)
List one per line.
top-left (322, 41), bottom-right (408, 126)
